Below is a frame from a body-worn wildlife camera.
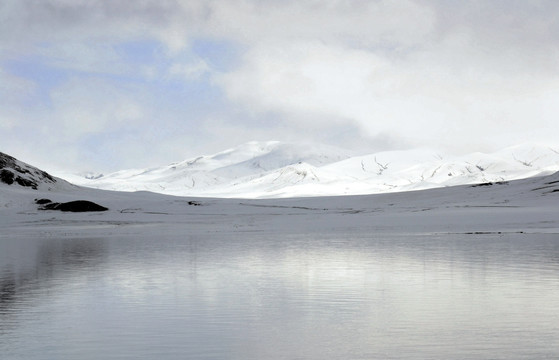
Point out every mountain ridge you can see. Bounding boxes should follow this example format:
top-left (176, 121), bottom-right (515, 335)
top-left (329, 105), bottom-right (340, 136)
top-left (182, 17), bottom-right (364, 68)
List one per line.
top-left (55, 141), bottom-right (559, 198)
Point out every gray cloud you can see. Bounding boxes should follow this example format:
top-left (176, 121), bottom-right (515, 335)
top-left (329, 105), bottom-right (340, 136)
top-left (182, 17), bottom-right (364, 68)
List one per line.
top-left (0, 0), bottom-right (206, 53)
top-left (1, 0), bottom-right (558, 171)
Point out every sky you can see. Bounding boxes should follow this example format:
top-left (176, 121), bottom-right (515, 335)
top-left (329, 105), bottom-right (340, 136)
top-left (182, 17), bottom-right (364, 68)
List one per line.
top-left (1, 0), bottom-right (559, 173)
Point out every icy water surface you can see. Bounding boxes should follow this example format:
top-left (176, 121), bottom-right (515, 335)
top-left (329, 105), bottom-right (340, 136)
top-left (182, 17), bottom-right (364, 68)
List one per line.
top-left (1, 232), bottom-right (559, 359)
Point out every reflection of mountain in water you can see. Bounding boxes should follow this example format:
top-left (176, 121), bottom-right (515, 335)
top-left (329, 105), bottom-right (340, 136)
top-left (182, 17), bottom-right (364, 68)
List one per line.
top-left (1, 233), bottom-right (559, 359)
top-left (0, 238), bottom-right (107, 330)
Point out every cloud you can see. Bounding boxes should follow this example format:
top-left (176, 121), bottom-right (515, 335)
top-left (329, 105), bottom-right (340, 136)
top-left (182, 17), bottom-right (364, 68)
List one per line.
top-left (49, 77), bottom-right (147, 136)
top-left (168, 58), bottom-right (210, 81)
top-left (204, 0), bottom-right (435, 46)
top-left (2, 0), bottom-right (559, 171)
top-left (217, 37), bottom-right (555, 150)
top-left (212, 1), bottom-right (559, 151)
top-left (0, 0), bottom-right (201, 50)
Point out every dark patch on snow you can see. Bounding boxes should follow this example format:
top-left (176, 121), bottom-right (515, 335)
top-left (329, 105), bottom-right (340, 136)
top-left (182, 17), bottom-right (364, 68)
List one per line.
top-left (464, 231), bottom-right (524, 235)
top-left (34, 198), bottom-right (53, 204)
top-left (411, 208), bottom-right (433, 212)
top-left (36, 199), bottom-right (108, 212)
top-left (540, 180), bottom-right (559, 193)
top-left (239, 203), bottom-right (328, 211)
top-left (0, 152), bottom-right (57, 189)
top-left (1, 169), bottom-right (39, 189)
top-left (471, 182), bottom-right (492, 187)
top-left (0, 169), bottom-right (15, 185)
top-left (85, 173), bottom-right (104, 180)
top-left (120, 208), bottom-right (142, 213)
top-left (470, 181), bottom-right (509, 188)
top-left (188, 201), bottom-right (202, 206)
top-left (532, 185), bottom-right (559, 194)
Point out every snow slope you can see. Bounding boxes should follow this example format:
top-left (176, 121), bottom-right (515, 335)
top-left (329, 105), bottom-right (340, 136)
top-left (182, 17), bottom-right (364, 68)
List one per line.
top-left (1, 149), bottom-right (558, 237)
top-left (2, 157), bottom-right (559, 237)
top-left (58, 142), bottom-right (559, 198)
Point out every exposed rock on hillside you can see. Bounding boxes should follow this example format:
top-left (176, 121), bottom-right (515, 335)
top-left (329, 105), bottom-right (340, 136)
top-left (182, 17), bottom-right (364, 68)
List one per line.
top-left (0, 152), bottom-right (57, 190)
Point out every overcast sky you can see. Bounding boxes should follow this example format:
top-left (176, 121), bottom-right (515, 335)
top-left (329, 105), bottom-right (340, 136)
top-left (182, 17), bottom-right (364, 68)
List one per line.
top-left (1, 0), bottom-right (559, 172)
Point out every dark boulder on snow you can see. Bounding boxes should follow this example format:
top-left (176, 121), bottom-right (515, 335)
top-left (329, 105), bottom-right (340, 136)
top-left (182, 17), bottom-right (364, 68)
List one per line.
top-left (36, 199), bottom-right (108, 212)
top-left (34, 198), bottom-right (53, 204)
top-left (0, 152), bottom-right (57, 189)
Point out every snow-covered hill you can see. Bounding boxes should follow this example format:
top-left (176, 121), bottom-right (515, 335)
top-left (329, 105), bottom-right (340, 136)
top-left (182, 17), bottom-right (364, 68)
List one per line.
top-left (1, 150), bottom-right (559, 236)
top-left (57, 142), bottom-right (559, 198)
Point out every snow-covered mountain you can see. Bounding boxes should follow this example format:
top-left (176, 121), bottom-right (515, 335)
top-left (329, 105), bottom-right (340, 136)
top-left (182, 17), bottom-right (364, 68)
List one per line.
top-left (1, 149), bottom-right (559, 236)
top-left (57, 142), bottom-right (559, 198)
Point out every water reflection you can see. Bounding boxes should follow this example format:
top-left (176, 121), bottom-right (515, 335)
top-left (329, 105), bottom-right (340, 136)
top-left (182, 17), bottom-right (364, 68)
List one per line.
top-left (0, 239), bottom-right (106, 324)
top-left (1, 233), bottom-right (559, 359)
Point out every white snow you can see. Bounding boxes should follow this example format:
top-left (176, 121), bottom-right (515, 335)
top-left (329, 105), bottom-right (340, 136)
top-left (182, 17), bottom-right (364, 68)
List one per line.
top-left (57, 142), bottom-right (559, 198)
top-left (2, 143), bottom-right (558, 239)
top-left (2, 166), bottom-right (559, 238)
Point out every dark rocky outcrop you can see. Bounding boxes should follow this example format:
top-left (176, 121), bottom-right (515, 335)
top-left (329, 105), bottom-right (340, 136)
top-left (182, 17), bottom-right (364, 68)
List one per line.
top-left (470, 181), bottom-right (509, 188)
top-left (36, 199), bottom-right (108, 212)
top-left (34, 198), bottom-right (53, 205)
top-left (0, 169), bottom-right (16, 185)
top-left (0, 152), bottom-right (57, 189)
top-left (1, 168), bottom-right (39, 188)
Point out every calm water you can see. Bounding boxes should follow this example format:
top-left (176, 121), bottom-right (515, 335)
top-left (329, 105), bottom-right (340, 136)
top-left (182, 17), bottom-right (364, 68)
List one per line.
top-left (1, 232), bottom-right (559, 359)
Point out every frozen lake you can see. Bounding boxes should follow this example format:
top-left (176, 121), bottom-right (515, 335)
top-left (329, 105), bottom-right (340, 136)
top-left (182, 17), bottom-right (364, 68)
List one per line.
top-left (1, 232), bottom-right (559, 359)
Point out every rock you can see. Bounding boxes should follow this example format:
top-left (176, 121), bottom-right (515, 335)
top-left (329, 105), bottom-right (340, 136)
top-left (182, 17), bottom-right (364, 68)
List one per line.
top-left (38, 200), bottom-right (108, 212)
top-left (34, 198), bottom-right (53, 204)
top-left (0, 152), bottom-right (56, 189)
top-left (471, 181), bottom-right (508, 188)
top-left (0, 169), bottom-right (15, 185)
